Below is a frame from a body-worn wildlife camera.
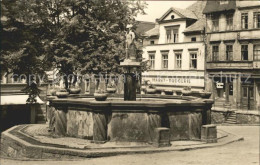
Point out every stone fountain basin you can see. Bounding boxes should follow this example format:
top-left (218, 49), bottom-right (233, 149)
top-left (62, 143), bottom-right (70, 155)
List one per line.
top-left (49, 96), bottom-right (213, 143)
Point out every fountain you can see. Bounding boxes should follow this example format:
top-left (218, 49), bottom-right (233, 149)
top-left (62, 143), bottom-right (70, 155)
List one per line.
top-left (48, 25), bottom-right (214, 145)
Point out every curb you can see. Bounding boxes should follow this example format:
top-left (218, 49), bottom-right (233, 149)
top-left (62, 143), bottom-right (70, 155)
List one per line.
top-left (0, 125), bottom-right (244, 160)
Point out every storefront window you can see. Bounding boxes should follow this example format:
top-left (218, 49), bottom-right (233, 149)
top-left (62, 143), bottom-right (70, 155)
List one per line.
top-left (243, 87), bottom-right (248, 98)
top-left (229, 84), bottom-right (233, 95)
top-left (249, 87), bottom-right (254, 98)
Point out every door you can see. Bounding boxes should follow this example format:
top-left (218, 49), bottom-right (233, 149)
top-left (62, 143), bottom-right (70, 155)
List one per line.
top-left (242, 85), bottom-right (255, 110)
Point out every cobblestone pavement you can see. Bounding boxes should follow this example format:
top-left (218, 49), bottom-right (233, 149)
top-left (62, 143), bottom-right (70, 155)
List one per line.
top-left (1, 126), bottom-right (259, 165)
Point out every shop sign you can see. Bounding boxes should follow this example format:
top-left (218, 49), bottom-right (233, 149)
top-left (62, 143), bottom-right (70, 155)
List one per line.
top-left (216, 82), bottom-right (224, 88)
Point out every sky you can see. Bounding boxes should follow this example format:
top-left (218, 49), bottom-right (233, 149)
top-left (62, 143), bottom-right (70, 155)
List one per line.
top-left (136, 1), bottom-right (197, 22)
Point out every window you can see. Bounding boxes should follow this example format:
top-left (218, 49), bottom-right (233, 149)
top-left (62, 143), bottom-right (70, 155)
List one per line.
top-left (175, 53), bottom-right (182, 69)
top-left (162, 54), bottom-right (168, 69)
top-left (249, 87), bottom-right (254, 98)
top-left (226, 45), bottom-right (233, 61)
top-left (165, 27), bottom-right (179, 43)
top-left (241, 45), bottom-right (248, 61)
top-left (226, 13), bottom-right (233, 30)
top-left (212, 14), bottom-right (219, 31)
top-left (173, 31), bottom-right (179, 43)
top-left (190, 53), bottom-right (197, 69)
top-left (254, 12), bottom-right (260, 28)
top-left (212, 45), bottom-right (219, 61)
top-left (243, 87), bottom-right (248, 98)
top-left (241, 13), bottom-right (248, 29)
top-left (229, 84), bottom-right (233, 96)
top-left (150, 40), bottom-right (155, 45)
top-left (191, 37), bottom-right (196, 42)
top-left (166, 29), bottom-right (172, 43)
top-left (149, 53), bottom-right (155, 69)
top-left (254, 45), bottom-right (260, 61)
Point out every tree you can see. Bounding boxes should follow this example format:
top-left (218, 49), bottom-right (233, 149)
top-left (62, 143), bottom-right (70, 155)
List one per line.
top-left (47, 0), bottom-right (146, 88)
top-left (1, 0), bottom-right (147, 91)
top-left (1, 0), bottom-right (53, 102)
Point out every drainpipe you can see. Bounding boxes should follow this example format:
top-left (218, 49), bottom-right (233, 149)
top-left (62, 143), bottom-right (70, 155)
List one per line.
top-left (203, 27), bottom-right (207, 91)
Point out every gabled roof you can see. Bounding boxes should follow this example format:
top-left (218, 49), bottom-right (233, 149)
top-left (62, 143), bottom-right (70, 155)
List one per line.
top-left (157, 7), bottom-right (197, 22)
top-left (143, 25), bottom-right (159, 37)
top-left (184, 18), bottom-right (205, 33)
top-left (144, 1), bottom-right (207, 37)
top-left (135, 21), bottom-right (155, 36)
top-left (186, 1), bottom-right (207, 19)
top-left (184, 1), bottom-right (207, 33)
top-left (203, 1), bottom-right (236, 14)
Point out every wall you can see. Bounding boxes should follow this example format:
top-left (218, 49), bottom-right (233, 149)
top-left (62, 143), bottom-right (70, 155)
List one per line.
top-left (143, 41), bottom-right (205, 91)
top-left (211, 111), bottom-right (226, 124)
top-left (143, 38), bottom-right (159, 46)
top-left (183, 34), bottom-right (203, 43)
top-left (1, 83), bottom-right (48, 123)
top-left (211, 109), bottom-right (260, 124)
top-left (143, 42), bottom-right (205, 70)
top-left (236, 112), bottom-right (260, 124)
top-left (158, 20), bottom-right (187, 44)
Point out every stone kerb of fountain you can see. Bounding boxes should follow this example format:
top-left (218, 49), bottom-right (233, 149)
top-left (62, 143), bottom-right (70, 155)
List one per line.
top-left (49, 96), bottom-right (213, 144)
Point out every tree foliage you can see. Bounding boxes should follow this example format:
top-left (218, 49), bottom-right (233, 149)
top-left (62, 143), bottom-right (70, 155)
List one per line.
top-left (1, 0), bottom-right (147, 90)
top-left (47, 0), bottom-right (146, 75)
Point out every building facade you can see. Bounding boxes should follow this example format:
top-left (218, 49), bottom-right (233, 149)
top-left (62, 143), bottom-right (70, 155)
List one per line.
top-left (203, 1), bottom-right (260, 110)
top-left (142, 1), bottom-right (207, 92)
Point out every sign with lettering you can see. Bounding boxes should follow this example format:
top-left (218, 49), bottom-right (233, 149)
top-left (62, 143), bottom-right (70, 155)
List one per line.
top-left (142, 76), bottom-right (204, 87)
top-left (216, 82), bottom-right (224, 89)
top-left (151, 77), bottom-right (191, 84)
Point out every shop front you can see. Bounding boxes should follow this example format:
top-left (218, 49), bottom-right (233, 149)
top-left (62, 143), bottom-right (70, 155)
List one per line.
top-left (208, 73), bottom-right (260, 110)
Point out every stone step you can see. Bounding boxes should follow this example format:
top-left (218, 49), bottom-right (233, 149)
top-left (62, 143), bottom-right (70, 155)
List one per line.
top-left (225, 120), bottom-right (237, 123)
top-left (227, 118), bottom-right (236, 120)
top-left (225, 112), bottom-right (237, 124)
top-left (225, 119), bottom-right (236, 122)
top-left (226, 120), bottom-right (236, 123)
top-left (227, 117), bottom-right (236, 120)
top-left (225, 122), bottom-right (236, 124)
top-left (226, 118), bottom-right (236, 121)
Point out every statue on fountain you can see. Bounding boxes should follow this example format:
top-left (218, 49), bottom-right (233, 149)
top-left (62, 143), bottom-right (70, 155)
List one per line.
top-left (125, 24), bottom-right (137, 61)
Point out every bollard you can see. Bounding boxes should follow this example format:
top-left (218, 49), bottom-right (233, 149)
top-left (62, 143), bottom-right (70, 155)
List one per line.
top-left (201, 124), bottom-right (217, 143)
top-left (153, 127), bottom-right (171, 147)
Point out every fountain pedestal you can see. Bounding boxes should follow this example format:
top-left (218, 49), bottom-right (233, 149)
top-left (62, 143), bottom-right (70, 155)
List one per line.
top-left (120, 59), bottom-right (140, 101)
